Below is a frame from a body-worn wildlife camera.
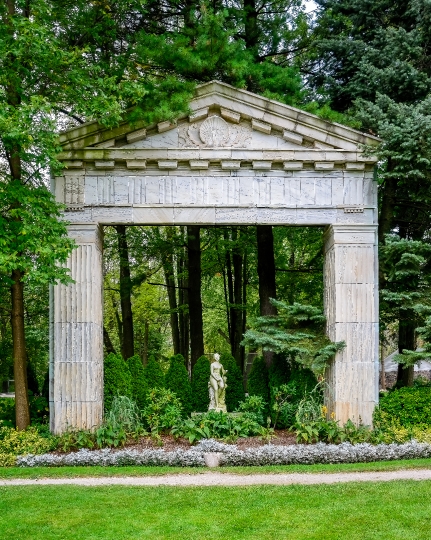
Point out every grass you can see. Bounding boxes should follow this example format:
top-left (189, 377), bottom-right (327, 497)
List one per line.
top-left (1, 457), bottom-right (431, 479)
top-left (1, 481), bottom-right (431, 539)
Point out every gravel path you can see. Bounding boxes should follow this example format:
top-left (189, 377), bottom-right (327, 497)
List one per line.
top-left (2, 469), bottom-right (431, 487)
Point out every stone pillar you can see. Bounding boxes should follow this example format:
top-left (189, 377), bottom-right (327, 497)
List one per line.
top-left (323, 225), bottom-right (379, 426)
top-left (50, 224), bottom-right (104, 434)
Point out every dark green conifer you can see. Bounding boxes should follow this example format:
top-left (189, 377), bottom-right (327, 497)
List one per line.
top-left (247, 355), bottom-right (270, 413)
top-left (128, 355), bottom-right (150, 409)
top-left (143, 356), bottom-right (165, 390)
top-left (220, 353), bottom-right (245, 412)
top-left (191, 355), bottom-right (211, 412)
top-left (165, 354), bottom-right (193, 416)
top-left (103, 353), bottom-right (132, 412)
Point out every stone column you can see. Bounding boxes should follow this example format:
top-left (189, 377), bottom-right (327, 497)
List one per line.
top-left (323, 225), bottom-right (379, 426)
top-left (50, 224), bottom-right (104, 434)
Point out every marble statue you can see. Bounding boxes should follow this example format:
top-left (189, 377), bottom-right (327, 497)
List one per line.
top-left (208, 353), bottom-right (228, 413)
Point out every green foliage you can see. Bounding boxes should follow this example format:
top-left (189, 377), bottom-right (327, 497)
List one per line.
top-left (0, 426), bottom-right (55, 467)
top-left (143, 356), bottom-right (165, 390)
top-left (374, 387), bottom-right (431, 429)
top-left (219, 353), bottom-right (245, 412)
top-left (97, 396), bottom-right (145, 448)
top-left (142, 388), bottom-right (183, 440)
top-left (247, 356), bottom-right (270, 415)
top-left (127, 355), bottom-right (149, 410)
top-left (0, 395), bottom-right (49, 428)
top-left (0, 398), bottom-right (15, 428)
top-left (103, 353), bottom-right (132, 412)
top-left (172, 408), bottom-right (262, 444)
top-left (242, 300), bottom-right (345, 373)
top-left (165, 354), bottom-right (192, 417)
top-left (191, 355), bottom-right (211, 412)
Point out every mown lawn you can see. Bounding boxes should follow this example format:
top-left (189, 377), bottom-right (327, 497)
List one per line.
top-left (1, 481), bottom-right (431, 539)
top-left (1, 457), bottom-right (431, 479)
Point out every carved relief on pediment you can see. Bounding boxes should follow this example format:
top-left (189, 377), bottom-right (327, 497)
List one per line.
top-left (179, 115), bottom-right (252, 148)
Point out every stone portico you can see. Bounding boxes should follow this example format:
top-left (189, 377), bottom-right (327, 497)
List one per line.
top-left (50, 81), bottom-right (379, 434)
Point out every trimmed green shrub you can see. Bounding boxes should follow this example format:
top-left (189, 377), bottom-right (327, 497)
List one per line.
top-left (375, 387), bottom-right (431, 428)
top-left (143, 356), bottom-right (165, 389)
top-left (127, 355), bottom-right (149, 410)
top-left (0, 426), bottom-right (55, 467)
top-left (247, 356), bottom-right (270, 413)
top-left (220, 353), bottom-right (245, 412)
top-left (191, 355), bottom-right (211, 412)
top-left (0, 398), bottom-right (15, 428)
top-left (103, 353), bottom-right (132, 412)
top-left (165, 354), bottom-right (192, 416)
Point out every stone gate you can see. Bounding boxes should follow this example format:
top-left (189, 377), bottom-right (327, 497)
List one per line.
top-left (51, 81), bottom-right (379, 433)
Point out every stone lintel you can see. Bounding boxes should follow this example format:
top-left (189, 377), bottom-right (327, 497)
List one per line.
top-left (221, 160), bottom-right (241, 170)
top-left (315, 162), bottom-right (335, 170)
top-left (283, 161), bottom-right (303, 170)
top-left (189, 160), bottom-right (209, 169)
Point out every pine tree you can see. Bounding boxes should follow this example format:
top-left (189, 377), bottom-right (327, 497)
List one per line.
top-left (220, 353), bottom-right (245, 412)
top-left (191, 355), bottom-right (211, 412)
top-left (165, 354), bottom-right (193, 416)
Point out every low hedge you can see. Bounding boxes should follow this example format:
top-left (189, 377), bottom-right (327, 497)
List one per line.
top-left (375, 387), bottom-right (431, 428)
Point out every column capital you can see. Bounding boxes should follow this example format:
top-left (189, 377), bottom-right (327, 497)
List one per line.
top-left (67, 223), bottom-right (103, 249)
top-left (323, 224), bottom-right (377, 252)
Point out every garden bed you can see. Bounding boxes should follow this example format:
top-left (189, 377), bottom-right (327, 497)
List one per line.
top-left (17, 438), bottom-right (431, 467)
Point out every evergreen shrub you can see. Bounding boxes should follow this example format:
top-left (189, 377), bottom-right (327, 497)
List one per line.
top-left (127, 355), bottom-right (149, 409)
top-left (165, 354), bottom-right (192, 416)
top-left (247, 356), bottom-right (270, 413)
top-left (220, 353), bottom-right (245, 412)
top-left (375, 387), bottom-right (431, 428)
top-left (0, 426), bottom-right (54, 467)
top-left (268, 353), bottom-right (290, 425)
top-left (143, 356), bottom-right (165, 389)
top-left (103, 353), bottom-right (132, 412)
top-left (191, 355), bottom-right (211, 412)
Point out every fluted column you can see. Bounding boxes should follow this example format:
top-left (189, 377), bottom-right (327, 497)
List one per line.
top-left (323, 225), bottom-right (379, 426)
top-left (50, 224), bottom-right (103, 434)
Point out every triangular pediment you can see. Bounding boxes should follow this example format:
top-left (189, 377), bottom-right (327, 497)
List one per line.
top-left (58, 81), bottom-right (379, 153)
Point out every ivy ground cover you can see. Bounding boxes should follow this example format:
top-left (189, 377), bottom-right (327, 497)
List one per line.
top-left (1, 482), bottom-right (431, 539)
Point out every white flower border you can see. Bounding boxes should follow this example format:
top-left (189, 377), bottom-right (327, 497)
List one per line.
top-left (17, 439), bottom-right (431, 467)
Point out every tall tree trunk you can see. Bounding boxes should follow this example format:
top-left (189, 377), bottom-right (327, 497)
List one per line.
top-left (178, 227), bottom-right (189, 363)
top-left (163, 227), bottom-right (180, 354)
top-left (397, 315), bottom-right (415, 387)
top-left (232, 229), bottom-right (245, 370)
top-left (11, 269), bottom-right (30, 430)
top-left (103, 326), bottom-right (116, 355)
top-left (256, 225), bottom-right (277, 367)
top-left (115, 225), bottom-right (134, 360)
top-left (187, 225), bottom-right (204, 369)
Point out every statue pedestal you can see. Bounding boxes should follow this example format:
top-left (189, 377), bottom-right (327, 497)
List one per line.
top-left (208, 406), bottom-right (227, 413)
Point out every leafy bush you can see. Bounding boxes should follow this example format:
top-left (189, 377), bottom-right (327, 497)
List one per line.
top-left (143, 356), bottom-right (165, 389)
top-left (165, 354), bottom-right (192, 416)
top-left (191, 355), bottom-right (211, 412)
top-left (247, 356), bottom-right (270, 414)
top-left (237, 395), bottom-right (266, 426)
top-left (104, 353), bottom-right (132, 411)
top-left (0, 394), bottom-right (50, 428)
top-left (374, 387), bottom-right (431, 428)
top-left (172, 409), bottom-right (262, 444)
top-left (220, 353), bottom-right (245, 412)
top-left (127, 355), bottom-right (149, 409)
top-left (142, 388), bottom-right (183, 439)
top-left (0, 426), bottom-right (55, 466)
top-left (0, 398), bottom-right (15, 428)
